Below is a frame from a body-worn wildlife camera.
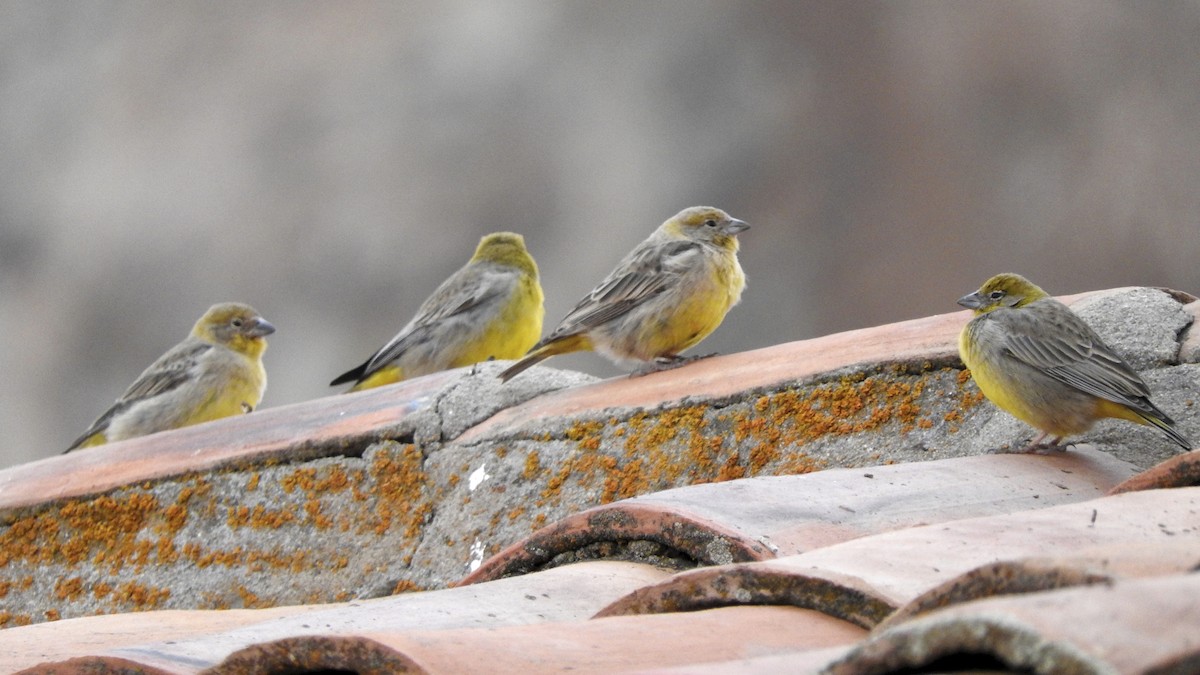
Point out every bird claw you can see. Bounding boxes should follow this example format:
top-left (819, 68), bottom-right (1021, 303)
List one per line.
top-left (1021, 442), bottom-right (1072, 455)
top-left (989, 438), bottom-right (1072, 455)
top-left (630, 353), bottom-right (719, 377)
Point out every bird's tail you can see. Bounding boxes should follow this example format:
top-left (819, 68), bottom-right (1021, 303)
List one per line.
top-left (329, 362), bottom-right (368, 387)
top-left (498, 351), bottom-right (551, 383)
top-left (498, 334), bottom-right (589, 383)
top-left (65, 431), bottom-right (105, 453)
top-left (1142, 413), bottom-right (1193, 451)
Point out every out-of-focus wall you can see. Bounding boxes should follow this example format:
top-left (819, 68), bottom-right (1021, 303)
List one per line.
top-left (2, 1), bottom-right (1198, 467)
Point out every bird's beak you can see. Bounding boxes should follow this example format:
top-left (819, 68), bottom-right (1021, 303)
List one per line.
top-left (957, 292), bottom-right (985, 310)
top-left (724, 219), bottom-right (750, 235)
top-left (248, 318), bottom-right (276, 337)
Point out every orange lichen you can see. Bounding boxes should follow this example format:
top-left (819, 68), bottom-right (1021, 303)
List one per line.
top-left (226, 504), bottom-right (297, 530)
top-left (305, 499), bottom-right (333, 529)
top-left (391, 579), bottom-right (423, 594)
top-left (162, 503), bottom-right (188, 533)
top-left (523, 450), bottom-right (542, 480)
top-left (368, 443), bottom-right (431, 540)
top-left (748, 442), bottom-right (781, 473)
top-left (565, 420), bottom-right (604, 443)
top-left (280, 467), bottom-right (316, 494)
top-left (92, 581), bottom-right (113, 600)
top-left (113, 581), bottom-right (170, 610)
top-left (523, 368), bottom-right (956, 509)
top-left (53, 577), bottom-right (85, 601)
top-left (716, 453), bottom-right (746, 481)
top-left (236, 585), bottom-right (265, 609)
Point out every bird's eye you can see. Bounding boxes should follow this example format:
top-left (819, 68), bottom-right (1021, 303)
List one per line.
top-left (989, 290), bottom-right (1005, 300)
top-left (704, 219), bottom-right (718, 228)
top-left (231, 318), bottom-right (244, 327)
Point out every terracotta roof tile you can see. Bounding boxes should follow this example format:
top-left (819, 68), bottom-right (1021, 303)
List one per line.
top-left (1, 561), bottom-right (667, 672)
top-left (0, 371), bottom-right (459, 515)
top-left (628, 646), bottom-right (855, 675)
top-left (1108, 448), bottom-right (1200, 493)
top-left (1, 286), bottom-right (1195, 674)
top-left (825, 574), bottom-right (1200, 674)
top-left (595, 487), bottom-right (1200, 626)
top-left (211, 605), bottom-right (864, 674)
top-left (879, 537), bottom-right (1200, 629)
top-left (463, 446), bottom-right (1135, 585)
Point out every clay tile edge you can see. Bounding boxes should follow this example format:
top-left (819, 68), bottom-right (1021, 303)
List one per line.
top-left (15, 655), bottom-right (177, 675)
top-left (456, 501), bottom-right (775, 586)
top-left (209, 634), bottom-right (426, 674)
top-left (876, 560), bottom-right (1112, 630)
top-left (594, 563), bottom-right (895, 630)
top-left (821, 612), bottom-right (1104, 675)
top-left (1108, 449), bottom-right (1200, 494)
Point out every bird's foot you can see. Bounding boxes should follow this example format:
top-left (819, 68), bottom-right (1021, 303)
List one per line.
top-left (469, 356), bottom-right (496, 377)
top-left (991, 435), bottom-right (1071, 455)
top-left (630, 353), bottom-right (718, 377)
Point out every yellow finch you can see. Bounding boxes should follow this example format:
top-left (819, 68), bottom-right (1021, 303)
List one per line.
top-left (67, 303), bottom-right (274, 451)
top-left (331, 232), bottom-right (544, 391)
top-left (499, 206), bottom-right (748, 382)
top-left (958, 273), bottom-right (1191, 451)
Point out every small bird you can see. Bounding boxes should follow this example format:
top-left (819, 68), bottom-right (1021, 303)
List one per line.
top-left (499, 206), bottom-right (749, 382)
top-left (67, 303), bottom-right (274, 451)
top-left (957, 273), bottom-right (1191, 452)
top-left (331, 232), bottom-right (544, 391)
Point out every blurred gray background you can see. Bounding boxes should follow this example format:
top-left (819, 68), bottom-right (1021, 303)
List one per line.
top-left (2, 1), bottom-right (1198, 468)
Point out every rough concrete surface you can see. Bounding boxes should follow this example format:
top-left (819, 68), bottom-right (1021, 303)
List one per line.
top-left (0, 288), bottom-right (1195, 628)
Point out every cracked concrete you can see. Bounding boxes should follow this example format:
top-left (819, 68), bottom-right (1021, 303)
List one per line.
top-left (0, 287), bottom-right (1195, 627)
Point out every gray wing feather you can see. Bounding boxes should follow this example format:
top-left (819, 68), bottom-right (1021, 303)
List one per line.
top-left (999, 302), bottom-right (1156, 411)
top-left (359, 266), bottom-right (510, 376)
top-left (67, 341), bottom-right (211, 449)
top-left (543, 240), bottom-right (699, 342)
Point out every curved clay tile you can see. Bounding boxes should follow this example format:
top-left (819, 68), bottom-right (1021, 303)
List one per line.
top-left (462, 446), bottom-right (1134, 586)
top-left (461, 311), bottom-right (967, 445)
top-left (788, 486), bottom-right (1200, 613)
top-left (1, 561), bottom-right (667, 672)
top-left (597, 487), bottom-right (1200, 630)
top-left (595, 562), bottom-right (896, 629)
top-left (824, 575), bottom-right (1200, 675)
top-left (627, 646), bottom-right (855, 675)
top-left (458, 501), bottom-right (774, 585)
top-left (14, 656), bottom-right (179, 675)
top-left (879, 537), bottom-right (1200, 629)
top-left (211, 634), bottom-right (424, 674)
top-left (0, 370), bottom-right (460, 515)
top-left (1108, 449), bottom-right (1200, 493)
top-left (0, 604), bottom-right (316, 673)
top-left (212, 606), bottom-right (865, 674)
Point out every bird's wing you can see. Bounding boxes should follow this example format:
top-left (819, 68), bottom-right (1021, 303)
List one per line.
top-left (359, 266), bottom-right (510, 376)
top-left (999, 302), bottom-right (1154, 409)
top-left (120, 341), bottom-right (213, 402)
top-left (546, 239), bottom-right (700, 340)
top-left (68, 341), bottom-right (211, 448)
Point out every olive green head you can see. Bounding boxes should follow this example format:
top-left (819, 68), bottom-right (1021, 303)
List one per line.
top-left (662, 206), bottom-right (750, 250)
top-left (472, 232), bottom-right (538, 277)
top-left (957, 273), bottom-right (1050, 315)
